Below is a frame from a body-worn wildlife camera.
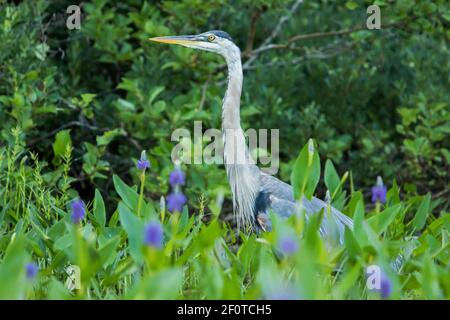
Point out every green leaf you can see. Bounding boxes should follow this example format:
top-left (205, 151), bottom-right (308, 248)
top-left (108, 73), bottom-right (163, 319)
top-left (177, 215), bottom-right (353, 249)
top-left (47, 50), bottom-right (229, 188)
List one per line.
top-left (419, 253), bottom-right (442, 299)
top-left (130, 268), bottom-right (183, 299)
top-left (387, 179), bottom-right (401, 205)
top-left (48, 220), bottom-right (67, 242)
top-left (412, 193), bottom-right (431, 230)
top-left (368, 203), bottom-right (403, 235)
top-left (346, 1), bottom-right (359, 10)
top-left (324, 159), bottom-right (340, 195)
top-left (0, 237), bottom-right (28, 299)
top-left (93, 189), bottom-right (106, 227)
top-left (98, 236), bottom-right (120, 267)
top-left (117, 78), bottom-right (141, 97)
top-left (344, 191), bottom-right (363, 218)
top-left (69, 225), bottom-right (102, 282)
top-left (115, 98), bottom-right (136, 111)
top-left (113, 175), bottom-right (139, 211)
top-left (344, 227), bottom-right (361, 260)
top-left (34, 43), bottom-right (49, 61)
top-left (118, 202), bottom-right (144, 263)
top-left (178, 206), bottom-right (189, 232)
top-left (53, 233), bottom-right (72, 251)
top-left (333, 262), bottom-right (362, 299)
top-left (238, 235), bottom-right (259, 276)
top-left (148, 86), bottom-right (165, 105)
top-left (96, 128), bottom-right (126, 146)
top-left (290, 139), bottom-right (321, 200)
top-left (441, 148), bottom-right (450, 164)
top-left (53, 130), bottom-right (72, 158)
top-left (81, 93), bottom-right (96, 105)
top-left (352, 200), bottom-right (369, 247)
top-left (47, 278), bottom-right (72, 299)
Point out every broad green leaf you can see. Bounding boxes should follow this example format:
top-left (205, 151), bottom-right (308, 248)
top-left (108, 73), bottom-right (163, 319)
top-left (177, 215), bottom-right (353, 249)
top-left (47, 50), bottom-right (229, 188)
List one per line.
top-left (53, 233), bottom-right (72, 251)
top-left (202, 262), bottom-right (225, 299)
top-left (352, 200), bottom-right (369, 247)
top-left (346, 1), bottom-right (359, 10)
top-left (130, 268), bottom-right (183, 299)
top-left (53, 130), bottom-right (72, 158)
top-left (441, 148), bottom-right (450, 164)
top-left (419, 253), bottom-right (442, 299)
top-left (81, 93), bottom-right (96, 105)
top-left (96, 128), bottom-right (126, 146)
top-left (48, 220), bottom-right (67, 242)
top-left (238, 235), bottom-right (259, 276)
top-left (344, 227), bottom-right (361, 260)
top-left (70, 225), bottom-right (102, 282)
top-left (412, 193), bottom-right (431, 230)
top-left (34, 43), bottom-right (49, 61)
top-left (333, 262), bottom-right (362, 299)
top-left (98, 236), bottom-right (120, 267)
top-left (344, 191), bottom-right (363, 218)
top-left (47, 278), bottom-right (72, 300)
top-left (368, 203), bottom-right (403, 235)
top-left (178, 206), bottom-right (189, 232)
top-left (93, 189), bottom-right (106, 227)
top-left (324, 159), bottom-right (340, 195)
top-left (118, 202), bottom-right (144, 263)
top-left (148, 86), bottom-right (165, 105)
top-left (290, 139), bottom-right (321, 200)
top-left (113, 175), bottom-right (139, 211)
top-left (387, 179), bottom-right (401, 205)
top-left (0, 237), bottom-right (28, 299)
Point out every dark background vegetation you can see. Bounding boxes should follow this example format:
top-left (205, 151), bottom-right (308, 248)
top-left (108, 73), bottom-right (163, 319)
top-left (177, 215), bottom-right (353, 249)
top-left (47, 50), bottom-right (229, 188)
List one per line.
top-left (1, 0), bottom-right (449, 215)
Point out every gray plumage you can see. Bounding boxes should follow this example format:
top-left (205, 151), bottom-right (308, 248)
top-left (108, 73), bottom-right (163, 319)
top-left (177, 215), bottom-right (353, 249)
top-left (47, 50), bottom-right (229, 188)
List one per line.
top-left (260, 173), bottom-right (353, 243)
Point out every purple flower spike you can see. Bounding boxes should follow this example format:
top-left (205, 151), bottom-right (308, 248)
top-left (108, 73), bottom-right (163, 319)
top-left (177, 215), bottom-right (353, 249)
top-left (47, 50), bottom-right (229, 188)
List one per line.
top-left (26, 262), bottom-right (38, 280)
top-left (144, 221), bottom-right (164, 248)
top-left (169, 168), bottom-right (185, 187)
top-left (371, 176), bottom-right (387, 204)
top-left (167, 192), bottom-right (187, 212)
top-left (137, 150), bottom-right (150, 170)
top-left (278, 235), bottom-right (299, 256)
top-left (71, 199), bottom-right (86, 224)
top-left (366, 267), bottom-right (393, 299)
top-left (371, 186), bottom-right (387, 203)
top-left (137, 160), bottom-right (150, 170)
top-left (380, 274), bottom-right (392, 299)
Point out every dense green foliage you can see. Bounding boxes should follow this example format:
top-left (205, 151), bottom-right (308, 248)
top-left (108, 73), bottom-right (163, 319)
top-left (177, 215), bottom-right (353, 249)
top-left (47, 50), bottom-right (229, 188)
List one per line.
top-left (0, 0), bottom-right (449, 300)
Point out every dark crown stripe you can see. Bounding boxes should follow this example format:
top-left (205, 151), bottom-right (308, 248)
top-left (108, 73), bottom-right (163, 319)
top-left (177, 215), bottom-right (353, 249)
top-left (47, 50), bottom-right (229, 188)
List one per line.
top-left (209, 30), bottom-right (233, 42)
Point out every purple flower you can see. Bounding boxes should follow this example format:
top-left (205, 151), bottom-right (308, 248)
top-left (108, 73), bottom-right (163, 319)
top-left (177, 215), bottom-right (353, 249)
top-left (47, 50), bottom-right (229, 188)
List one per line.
top-left (26, 262), bottom-right (38, 279)
top-left (371, 176), bottom-right (387, 204)
top-left (169, 168), bottom-right (185, 187)
top-left (380, 274), bottom-right (392, 299)
top-left (144, 221), bottom-right (164, 248)
top-left (167, 192), bottom-right (187, 212)
top-left (366, 267), bottom-right (392, 299)
top-left (137, 160), bottom-right (150, 170)
top-left (71, 199), bottom-right (86, 224)
top-left (137, 150), bottom-right (150, 170)
top-left (278, 235), bottom-right (299, 256)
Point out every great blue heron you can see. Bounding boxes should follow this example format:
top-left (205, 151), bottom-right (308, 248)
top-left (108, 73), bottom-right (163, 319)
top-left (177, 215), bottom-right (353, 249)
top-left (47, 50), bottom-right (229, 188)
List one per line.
top-left (150, 30), bottom-right (353, 243)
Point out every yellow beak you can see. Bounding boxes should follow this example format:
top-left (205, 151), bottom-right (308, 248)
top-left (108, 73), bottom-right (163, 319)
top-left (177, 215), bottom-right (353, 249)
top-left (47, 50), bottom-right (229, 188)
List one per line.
top-left (149, 35), bottom-right (197, 46)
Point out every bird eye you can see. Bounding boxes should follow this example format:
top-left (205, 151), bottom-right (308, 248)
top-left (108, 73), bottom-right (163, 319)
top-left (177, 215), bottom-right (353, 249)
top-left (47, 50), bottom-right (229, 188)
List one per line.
top-left (207, 35), bottom-right (215, 42)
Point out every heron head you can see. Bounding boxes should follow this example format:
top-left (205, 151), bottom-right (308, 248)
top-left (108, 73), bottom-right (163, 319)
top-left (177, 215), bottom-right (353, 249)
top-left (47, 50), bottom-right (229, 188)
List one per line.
top-left (149, 30), bottom-right (237, 58)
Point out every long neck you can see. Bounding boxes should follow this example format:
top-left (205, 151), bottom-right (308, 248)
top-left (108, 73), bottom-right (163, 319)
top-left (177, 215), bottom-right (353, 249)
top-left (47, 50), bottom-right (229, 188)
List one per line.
top-left (222, 48), bottom-right (260, 231)
top-left (222, 54), bottom-right (243, 130)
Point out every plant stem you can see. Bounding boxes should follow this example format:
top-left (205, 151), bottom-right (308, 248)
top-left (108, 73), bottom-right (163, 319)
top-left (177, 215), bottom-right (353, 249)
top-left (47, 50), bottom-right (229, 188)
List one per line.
top-left (137, 169), bottom-right (146, 217)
